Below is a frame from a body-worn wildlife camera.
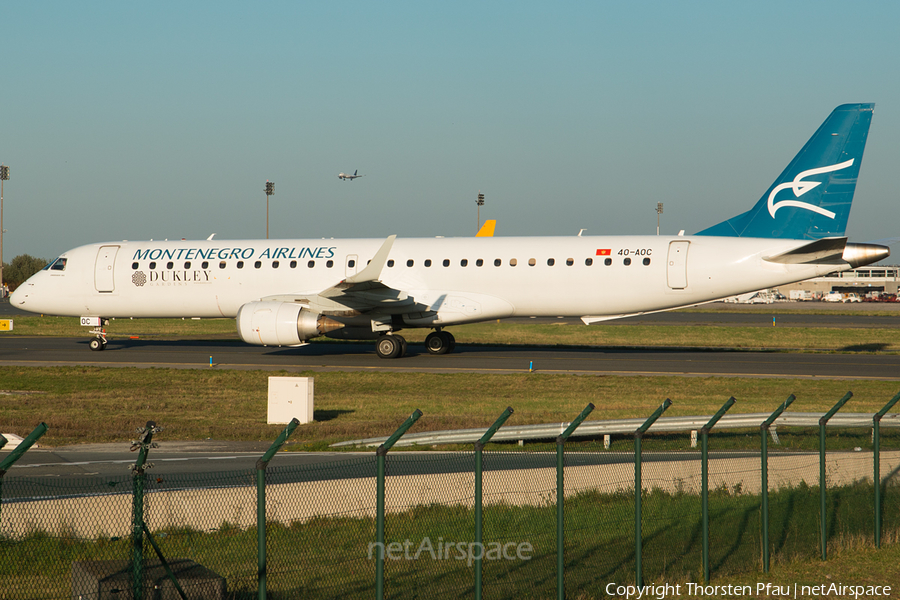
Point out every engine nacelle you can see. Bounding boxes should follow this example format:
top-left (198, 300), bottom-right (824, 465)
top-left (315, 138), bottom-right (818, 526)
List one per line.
top-left (236, 301), bottom-right (343, 346)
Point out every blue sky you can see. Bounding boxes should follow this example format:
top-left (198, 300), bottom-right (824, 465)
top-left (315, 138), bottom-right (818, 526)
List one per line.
top-left (2, 1), bottom-right (898, 261)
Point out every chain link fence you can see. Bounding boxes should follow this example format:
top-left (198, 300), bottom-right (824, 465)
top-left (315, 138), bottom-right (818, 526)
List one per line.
top-left (3, 397), bottom-right (900, 599)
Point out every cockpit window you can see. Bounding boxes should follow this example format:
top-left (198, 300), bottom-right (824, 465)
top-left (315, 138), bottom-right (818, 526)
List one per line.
top-left (48, 258), bottom-right (67, 271)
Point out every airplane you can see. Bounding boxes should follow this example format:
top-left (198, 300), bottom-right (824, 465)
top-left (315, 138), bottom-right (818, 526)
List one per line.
top-left (476, 220), bottom-right (496, 237)
top-left (338, 170), bottom-right (363, 181)
top-left (11, 104), bottom-right (890, 359)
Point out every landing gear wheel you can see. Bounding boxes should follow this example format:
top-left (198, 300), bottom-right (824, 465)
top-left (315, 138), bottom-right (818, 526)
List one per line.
top-left (89, 337), bottom-right (106, 351)
top-left (425, 330), bottom-right (455, 355)
top-left (375, 334), bottom-right (405, 359)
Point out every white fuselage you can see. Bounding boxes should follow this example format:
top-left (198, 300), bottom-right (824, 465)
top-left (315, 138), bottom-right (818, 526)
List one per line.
top-left (12, 234), bottom-right (845, 327)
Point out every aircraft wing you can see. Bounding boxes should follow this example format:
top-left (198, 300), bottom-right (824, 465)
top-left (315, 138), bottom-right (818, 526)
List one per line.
top-left (260, 235), bottom-right (420, 314)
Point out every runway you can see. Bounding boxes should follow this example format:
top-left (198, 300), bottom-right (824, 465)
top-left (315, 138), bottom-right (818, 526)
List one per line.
top-left (2, 335), bottom-right (900, 380)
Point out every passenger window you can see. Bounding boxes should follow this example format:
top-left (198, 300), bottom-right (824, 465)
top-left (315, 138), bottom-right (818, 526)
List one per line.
top-left (585, 258), bottom-right (593, 266)
top-left (237, 261), bottom-right (244, 269)
top-left (326, 260), bottom-right (334, 268)
top-left (132, 262), bottom-right (139, 270)
top-left (624, 258), bottom-right (632, 266)
top-left (387, 260), bottom-right (395, 267)
top-left (510, 258), bottom-right (517, 267)
top-left (547, 258), bottom-right (555, 266)
top-left (270, 261), bottom-right (278, 268)
top-left (184, 262), bottom-right (191, 269)
top-left (566, 258), bottom-right (574, 266)
top-left (348, 259), bottom-right (356, 268)
top-left (254, 261), bottom-right (262, 269)
top-left (604, 258), bottom-right (612, 266)
top-left (149, 262), bottom-right (157, 270)
top-left (308, 260), bottom-right (315, 268)
top-left (476, 259), bottom-right (483, 267)
top-left (219, 261), bottom-right (227, 269)
top-left (166, 262), bottom-right (174, 269)
top-left (643, 258), bottom-right (651, 266)
top-left (425, 259), bottom-right (432, 267)
top-left (461, 259), bottom-right (468, 267)
top-left (290, 260), bottom-right (297, 268)
top-left (407, 259), bottom-right (414, 267)
top-left (494, 259), bottom-right (501, 266)
top-left (443, 259), bottom-right (450, 267)
top-left (201, 261), bottom-right (209, 269)
top-left (528, 258), bottom-right (536, 266)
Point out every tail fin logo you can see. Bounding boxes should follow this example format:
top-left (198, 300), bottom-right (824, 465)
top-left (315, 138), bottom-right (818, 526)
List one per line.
top-left (767, 159), bottom-right (854, 220)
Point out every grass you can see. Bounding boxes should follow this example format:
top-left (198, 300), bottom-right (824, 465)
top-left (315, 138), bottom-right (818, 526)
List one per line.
top-left (3, 308), bottom-right (900, 597)
top-left (2, 481), bottom-right (899, 599)
top-left (2, 366), bottom-right (900, 448)
top-left (6, 313), bottom-right (900, 352)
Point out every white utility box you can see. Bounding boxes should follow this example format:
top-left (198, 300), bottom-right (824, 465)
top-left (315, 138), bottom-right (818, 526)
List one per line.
top-left (267, 377), bottom-right (314, 424)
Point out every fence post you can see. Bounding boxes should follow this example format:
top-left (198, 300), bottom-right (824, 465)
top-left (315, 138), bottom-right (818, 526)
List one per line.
top-left (701, 397), bottom-right (736, 584)
top-left (874, 391), bottom-right (900, 549)
top-left (556, 403), bottom-right (595, 600)
top-left (257, 418), bottom-right (301, 600)
top-left (760, 394), bottom-right (794, 573)
top-left (130, 422), bottom-right (159, 600)
top-left (820, 392), bottom-right (852, 561)
top-left (475, 407), bottom-right (514, 600)
top-left (0, 423), bottom-right (49, 526)
top-left (376, 409), bottom-right (423, 600)
top-left (634, 399), bottom-right (672, 587)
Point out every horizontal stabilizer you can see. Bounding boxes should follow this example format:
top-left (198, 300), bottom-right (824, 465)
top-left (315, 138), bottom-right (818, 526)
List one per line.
top-left (763, 237), bottom-right (847, 265)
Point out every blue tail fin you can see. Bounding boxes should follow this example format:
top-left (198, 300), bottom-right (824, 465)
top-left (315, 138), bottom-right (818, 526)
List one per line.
top-left (695, 103), bottom-right (874, 240)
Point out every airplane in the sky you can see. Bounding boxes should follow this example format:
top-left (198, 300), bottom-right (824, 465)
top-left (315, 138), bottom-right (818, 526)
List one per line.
top-left (338, 170), bottom-right (363, 181)
top-left (11, 104), bottom-right (890, 359)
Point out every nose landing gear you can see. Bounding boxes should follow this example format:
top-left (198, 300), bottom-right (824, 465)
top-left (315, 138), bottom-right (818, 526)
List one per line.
top-left (89, 334), bottom-right (108, 351)
top-left (81, 316), bottom-right (109, 351)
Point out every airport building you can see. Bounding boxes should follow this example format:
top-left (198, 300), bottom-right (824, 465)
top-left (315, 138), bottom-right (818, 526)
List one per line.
top-left (777, 265), bottom-right (900, 297)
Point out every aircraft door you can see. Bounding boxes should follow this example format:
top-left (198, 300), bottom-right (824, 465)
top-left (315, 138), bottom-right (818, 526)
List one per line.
top-left (666, 241), bottom-right (689, 289)
top-left (95, 245), bottom-right (120, 293)
top-left (345, 254), bottom-right (359, 277)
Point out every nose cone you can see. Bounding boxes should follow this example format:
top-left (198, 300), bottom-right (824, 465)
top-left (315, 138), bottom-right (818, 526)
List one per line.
top-left (9, 285), bottom-right (26, 307)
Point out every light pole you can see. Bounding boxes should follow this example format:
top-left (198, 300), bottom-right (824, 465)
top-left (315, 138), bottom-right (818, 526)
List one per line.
top-left (265, 181), bottom-right (274, 239)
top-left (0, 165), bottom-right (8, 295)
top-left (656, 202), bottom-right (663, 235)
top-left (476, 192), bottom-right (485, 233)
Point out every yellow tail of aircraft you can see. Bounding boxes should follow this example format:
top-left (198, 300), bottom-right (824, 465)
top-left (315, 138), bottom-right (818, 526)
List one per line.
top-left (476, 220), bottom-right (496, 237)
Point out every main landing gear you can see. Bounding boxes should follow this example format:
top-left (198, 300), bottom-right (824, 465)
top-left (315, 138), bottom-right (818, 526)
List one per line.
top-left (425, 330), bottom-right (455, 355)
top-left (374, 329), bottom-right (456, 359)
top-left (375, 334), bottom-right (408, 359)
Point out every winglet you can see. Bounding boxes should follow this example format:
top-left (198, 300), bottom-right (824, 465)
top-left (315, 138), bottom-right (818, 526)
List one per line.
top-left (476, 220), bottom-right (496, 237)
top-left (344, 235), bottom-right (397, 284)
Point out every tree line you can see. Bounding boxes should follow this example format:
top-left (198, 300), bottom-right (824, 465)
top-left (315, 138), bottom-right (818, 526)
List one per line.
top-left (2, 254), bottom-right (49, 291)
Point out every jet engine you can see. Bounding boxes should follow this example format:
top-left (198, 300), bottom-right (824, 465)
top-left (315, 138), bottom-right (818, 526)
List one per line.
top-left (236, 301), bottom-right (344, 346)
